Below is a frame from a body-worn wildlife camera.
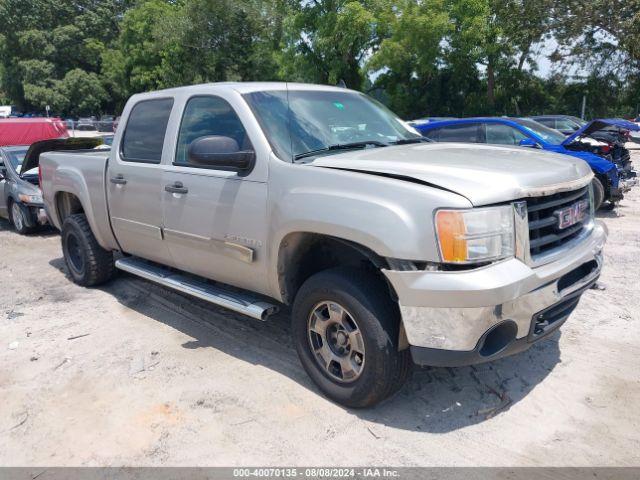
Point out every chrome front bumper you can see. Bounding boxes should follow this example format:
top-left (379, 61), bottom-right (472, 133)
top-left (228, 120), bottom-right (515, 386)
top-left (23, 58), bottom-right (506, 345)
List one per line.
top-left (383, 221), bottom-right (607, 365)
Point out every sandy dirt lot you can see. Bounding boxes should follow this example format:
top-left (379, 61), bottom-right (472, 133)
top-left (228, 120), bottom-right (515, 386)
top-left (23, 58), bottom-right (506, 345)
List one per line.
top-left (1, 152), bottom-right (639, 467)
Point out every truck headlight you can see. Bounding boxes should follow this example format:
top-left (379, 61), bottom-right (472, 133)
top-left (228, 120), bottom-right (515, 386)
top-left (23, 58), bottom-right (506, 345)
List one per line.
top-left (18, 193), bottom-right (42, 204)
top-left (435, 206), bottom-right (515, 263)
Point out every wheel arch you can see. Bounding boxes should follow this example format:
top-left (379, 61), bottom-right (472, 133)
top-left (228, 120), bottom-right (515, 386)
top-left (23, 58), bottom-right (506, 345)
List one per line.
top-left (52, 189), bottom-right (119, 251)
top-left (276, 232), bottom-right (396, 305)
top-left (55, 191), bottom-right (85, 222)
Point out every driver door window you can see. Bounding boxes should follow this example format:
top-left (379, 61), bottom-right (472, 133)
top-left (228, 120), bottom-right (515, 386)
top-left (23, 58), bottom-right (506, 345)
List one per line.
top-left (175, 96), bottom-right (252, 167)
top-left (435, 124), bottom-right (481, 143)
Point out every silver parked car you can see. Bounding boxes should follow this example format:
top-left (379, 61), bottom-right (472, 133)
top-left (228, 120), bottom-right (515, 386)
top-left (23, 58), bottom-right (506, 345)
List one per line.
top-left (0, 145), bottom-right (47, 234)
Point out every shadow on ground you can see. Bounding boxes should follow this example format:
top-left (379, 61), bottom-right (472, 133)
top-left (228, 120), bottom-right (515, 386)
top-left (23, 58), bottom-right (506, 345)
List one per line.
top-left (596, 204), bottom-right (628, 219)
top-left (48, 256), bottom-right (560, 433)
top-left (0, 216), bottom-right (57, 237)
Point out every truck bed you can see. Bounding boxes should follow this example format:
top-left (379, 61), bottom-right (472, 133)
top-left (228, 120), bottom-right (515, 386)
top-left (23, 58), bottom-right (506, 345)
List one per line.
top-left (39, 149), bottom-right (119, 250)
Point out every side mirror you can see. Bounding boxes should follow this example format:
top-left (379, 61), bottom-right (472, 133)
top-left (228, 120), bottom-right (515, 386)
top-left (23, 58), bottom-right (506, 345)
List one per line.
top-left (0, 167), bottom-right (5, 181)
top-left (188, 136), bottom-right (255, 174)
top-left (519, 138), bottom-right (540, 148)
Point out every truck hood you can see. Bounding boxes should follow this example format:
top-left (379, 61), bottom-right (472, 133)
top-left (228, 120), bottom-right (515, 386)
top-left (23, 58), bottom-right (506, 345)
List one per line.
top-left (563, 118), bottom-right (640, 146)
top-left (309, 143), bottom-right (593, 206)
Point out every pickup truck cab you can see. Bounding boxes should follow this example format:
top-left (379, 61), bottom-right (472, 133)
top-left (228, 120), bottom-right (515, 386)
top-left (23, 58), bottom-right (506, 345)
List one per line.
top-left (39, 83), bottom-right (606, 407)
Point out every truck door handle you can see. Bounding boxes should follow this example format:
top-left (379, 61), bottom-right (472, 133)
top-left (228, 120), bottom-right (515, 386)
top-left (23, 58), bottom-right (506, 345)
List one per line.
top-left (165, 182), bottom-right (188, 194)
top-left (110, 175), bottom-right (127, 185)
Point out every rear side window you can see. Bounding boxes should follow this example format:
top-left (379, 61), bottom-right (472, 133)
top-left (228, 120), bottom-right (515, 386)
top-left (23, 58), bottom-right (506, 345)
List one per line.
top-left (433, 124), bottom-right (480, 142)
top-left (484, 123), bottom-right (528, 145)
top-left (556, 119), bottom-right (580, 131)
top-left (121, 98), bottom-right (174, 163)
top-left (536, 118), bottom-right (556, 128)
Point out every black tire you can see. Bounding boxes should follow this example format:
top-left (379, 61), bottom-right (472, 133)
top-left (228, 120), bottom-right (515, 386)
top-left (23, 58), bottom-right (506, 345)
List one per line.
top-left (8, 200), bottom-right (36, 235)
top-left (61, 213), bottom-right (115, 286)
top-left (292, 267), bottom-right (411, 408)
top-left (592, 177), bottom-right (605, 210)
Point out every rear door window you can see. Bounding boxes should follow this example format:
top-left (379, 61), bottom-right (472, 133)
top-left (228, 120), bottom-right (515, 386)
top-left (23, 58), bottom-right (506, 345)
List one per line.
top-left (121, 98), bottom-right (174, 163)
top-left (556, 119), bottom-right (580, 132)
top-left (435, 123), bottom-right (481, 142)
top-left (535, 118), bottom-right (556, 128)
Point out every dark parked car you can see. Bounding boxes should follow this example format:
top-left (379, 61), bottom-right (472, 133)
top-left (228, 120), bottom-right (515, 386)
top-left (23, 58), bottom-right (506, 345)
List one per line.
top-left (76, 117), bottom-right (97, 131)
top-left (530, 115), bottom-right (585, 135)
top-left (1, 137), bottom-right (103, 234)
top-left (0, 146), bottom-right (47, 234)
top-left (96, 115), bottom-right (115, 132)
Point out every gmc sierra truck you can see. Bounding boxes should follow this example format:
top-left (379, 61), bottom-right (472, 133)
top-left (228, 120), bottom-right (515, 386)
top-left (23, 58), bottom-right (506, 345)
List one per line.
top-left (37, 83), bottom-right (606, 407)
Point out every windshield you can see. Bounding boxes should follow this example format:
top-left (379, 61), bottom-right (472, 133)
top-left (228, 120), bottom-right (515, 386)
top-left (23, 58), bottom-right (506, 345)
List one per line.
top-left (243, 89), bottom-right (422, 160)
top-left (514, 119), bottom-right (567, 145)
top-left (4, 148), bottom-right (28, 173)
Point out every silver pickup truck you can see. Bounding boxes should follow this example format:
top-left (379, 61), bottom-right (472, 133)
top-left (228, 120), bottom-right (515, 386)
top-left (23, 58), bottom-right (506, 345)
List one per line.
top-left (38, 83), bottom-right (606, 407)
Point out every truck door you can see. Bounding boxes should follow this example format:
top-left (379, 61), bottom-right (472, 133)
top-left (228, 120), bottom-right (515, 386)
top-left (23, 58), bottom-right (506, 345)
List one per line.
top-left (106, 97), bottom-right (174, 264)
top-left (161, 94), bottom-right (269, 295)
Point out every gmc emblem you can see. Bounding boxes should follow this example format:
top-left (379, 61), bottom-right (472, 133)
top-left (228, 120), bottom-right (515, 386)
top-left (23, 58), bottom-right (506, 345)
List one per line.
top-left (555, 200), bottom-right (589, 229)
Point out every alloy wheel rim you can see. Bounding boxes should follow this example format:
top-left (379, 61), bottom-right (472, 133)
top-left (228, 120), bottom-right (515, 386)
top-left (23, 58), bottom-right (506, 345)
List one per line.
top-left (12, 203), bottom-right (23, 231)
top-left (307, 301), bottom-right (365, 383)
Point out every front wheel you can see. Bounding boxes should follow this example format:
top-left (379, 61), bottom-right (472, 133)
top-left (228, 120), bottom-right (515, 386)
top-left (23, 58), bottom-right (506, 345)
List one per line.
top-left (292, 267), bottom-right (411, 408)
top-left (9, 201), bottom-right (36, 235)
top-left (592, 177), bottom-right (605, 210)
top-left (61, 214), bottom-right (115, 287)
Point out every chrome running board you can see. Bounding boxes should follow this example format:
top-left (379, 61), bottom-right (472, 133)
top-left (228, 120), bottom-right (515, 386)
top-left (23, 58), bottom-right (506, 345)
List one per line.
top-left (115, 257), bottom-right (278, 321)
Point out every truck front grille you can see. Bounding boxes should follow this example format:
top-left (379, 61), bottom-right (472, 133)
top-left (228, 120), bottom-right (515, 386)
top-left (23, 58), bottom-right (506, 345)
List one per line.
top-left (526, 185), bottom-right (591, 257)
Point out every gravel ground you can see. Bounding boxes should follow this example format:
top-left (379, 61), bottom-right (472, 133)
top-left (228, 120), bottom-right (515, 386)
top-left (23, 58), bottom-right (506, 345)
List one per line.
top-left (1, 151), bottom-right (639, 467)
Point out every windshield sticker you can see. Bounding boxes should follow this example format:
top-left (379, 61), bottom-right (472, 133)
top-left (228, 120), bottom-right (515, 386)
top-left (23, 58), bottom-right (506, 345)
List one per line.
top-left (333, 101), bottom-right (345, 110)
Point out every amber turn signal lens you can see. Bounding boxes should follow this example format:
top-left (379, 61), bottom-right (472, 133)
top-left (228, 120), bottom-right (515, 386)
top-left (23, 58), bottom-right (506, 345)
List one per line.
top-left (435, 210), bottom-right (467, 262)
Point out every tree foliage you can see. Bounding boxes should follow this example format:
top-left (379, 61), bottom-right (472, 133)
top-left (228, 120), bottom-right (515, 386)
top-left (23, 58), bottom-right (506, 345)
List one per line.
top-left (0, 0), bottom-right (638, 118)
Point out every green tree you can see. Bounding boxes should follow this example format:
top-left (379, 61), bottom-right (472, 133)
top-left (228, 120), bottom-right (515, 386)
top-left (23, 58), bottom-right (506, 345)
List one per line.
top-left (553, 0), bottom-right (640, 76)
top-left (58, 68), bottom-right (107, 116)
top-left (367, 0), bottom-right (451, 116)
top-left (0, 0), bottom-right (129, 113)
top-left (281, 0), bottom-right (385, 89)
top-left (102, 0), bottom-right (287, 108)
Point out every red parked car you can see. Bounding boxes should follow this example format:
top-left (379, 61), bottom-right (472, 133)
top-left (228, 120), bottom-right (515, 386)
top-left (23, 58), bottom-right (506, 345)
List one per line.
top-left (0, 117), bottom-right (69, 147)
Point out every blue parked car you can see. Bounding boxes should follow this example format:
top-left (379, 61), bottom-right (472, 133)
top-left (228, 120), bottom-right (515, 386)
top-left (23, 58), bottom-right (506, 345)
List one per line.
top-left (412, 117), bottom-right (622, 209)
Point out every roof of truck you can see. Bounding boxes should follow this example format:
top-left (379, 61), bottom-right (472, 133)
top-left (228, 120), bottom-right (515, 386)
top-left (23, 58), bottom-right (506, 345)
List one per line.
top-left (129, 82), bottom-right (354, 98)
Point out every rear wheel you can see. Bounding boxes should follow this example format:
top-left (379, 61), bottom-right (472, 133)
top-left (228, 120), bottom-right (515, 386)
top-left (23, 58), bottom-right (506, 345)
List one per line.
top-left (9, 201), bottom-right (35, 235)
top-left (61, 213), bottom-right (115, 286)
top-left (292, 267), bottom-right (411, 408)
top-left (592, 177), bottom-right (605, 210)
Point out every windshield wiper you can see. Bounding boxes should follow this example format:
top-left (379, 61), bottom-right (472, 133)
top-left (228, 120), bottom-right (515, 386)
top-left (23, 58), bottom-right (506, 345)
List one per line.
top-left (391, 137), bottom-right (431, 145)
top-left (293, 140), bottom-right (389, 161)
